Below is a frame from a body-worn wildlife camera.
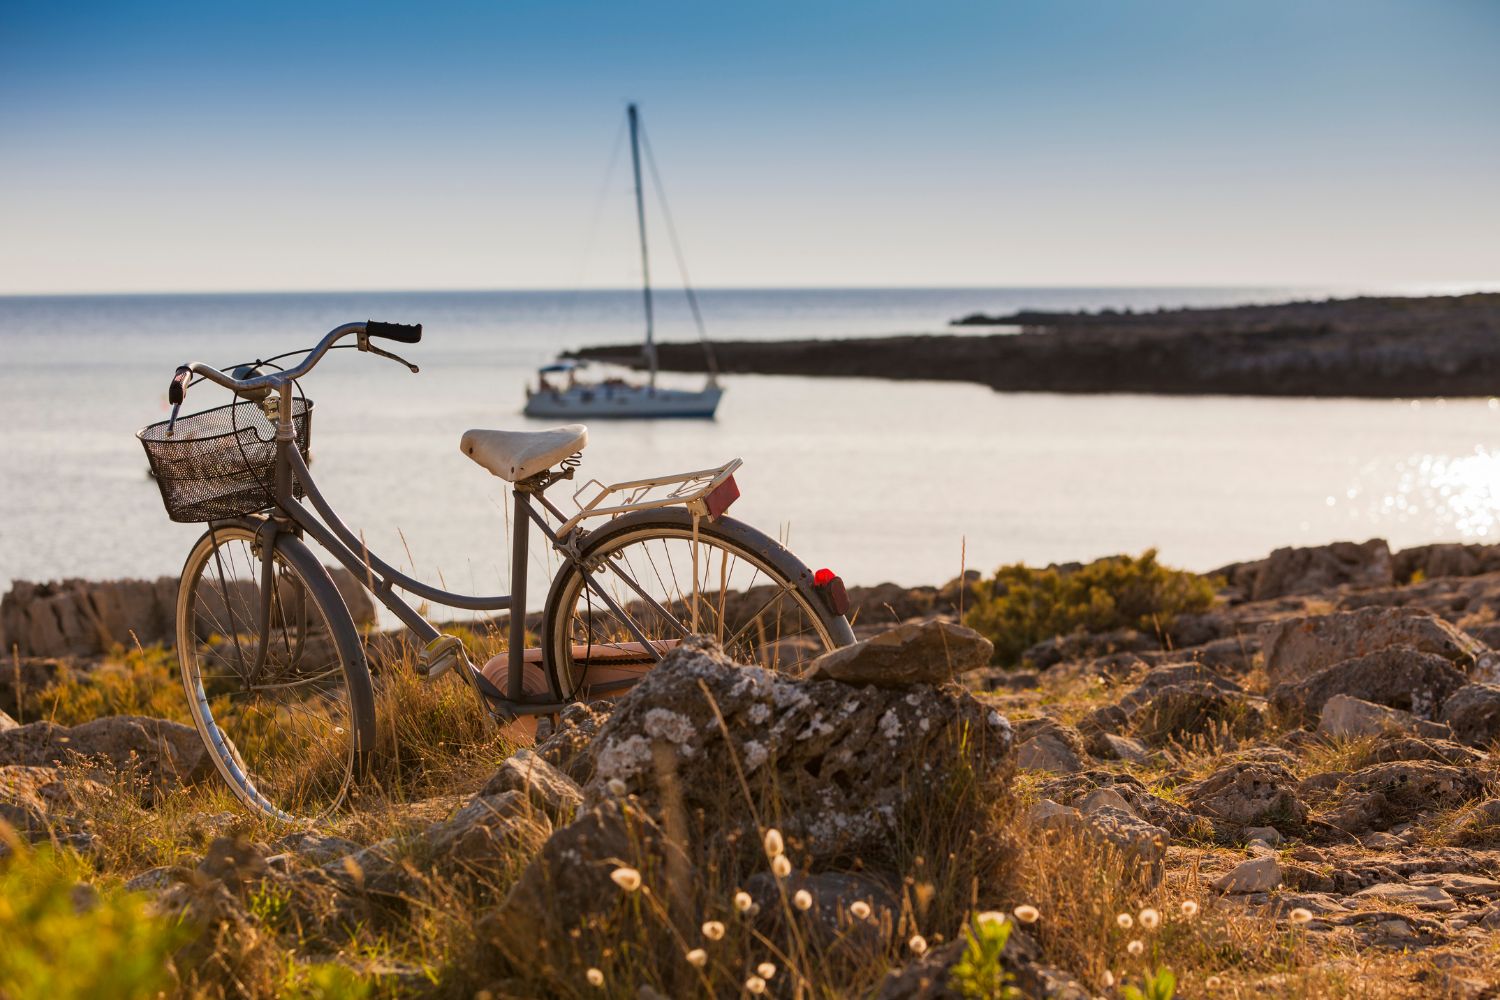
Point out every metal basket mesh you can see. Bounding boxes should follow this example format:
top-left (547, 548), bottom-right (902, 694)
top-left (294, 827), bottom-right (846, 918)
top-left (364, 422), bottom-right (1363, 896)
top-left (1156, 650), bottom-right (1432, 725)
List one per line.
top-left (138, 398), bottom-right (312, 522)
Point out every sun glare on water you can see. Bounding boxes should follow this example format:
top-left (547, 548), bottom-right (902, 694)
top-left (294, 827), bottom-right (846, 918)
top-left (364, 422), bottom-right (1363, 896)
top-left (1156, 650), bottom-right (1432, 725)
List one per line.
top-left (1383, 446), bottom-right (1500, 537)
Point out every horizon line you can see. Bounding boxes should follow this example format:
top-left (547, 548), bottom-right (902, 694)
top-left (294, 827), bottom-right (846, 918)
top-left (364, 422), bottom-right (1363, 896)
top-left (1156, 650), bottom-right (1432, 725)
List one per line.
top-left (4, 280), bottom-right (1498, 301)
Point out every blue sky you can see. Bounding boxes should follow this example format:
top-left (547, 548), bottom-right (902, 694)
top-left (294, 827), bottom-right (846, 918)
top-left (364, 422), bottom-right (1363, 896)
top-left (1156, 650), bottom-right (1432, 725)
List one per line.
top-left (2, 0), bottom-right (1497, 293)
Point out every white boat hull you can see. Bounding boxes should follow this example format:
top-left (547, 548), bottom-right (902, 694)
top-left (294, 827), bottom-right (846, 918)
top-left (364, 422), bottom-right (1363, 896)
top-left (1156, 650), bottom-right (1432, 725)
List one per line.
top-left (524, 382), bottom-right (723, 419)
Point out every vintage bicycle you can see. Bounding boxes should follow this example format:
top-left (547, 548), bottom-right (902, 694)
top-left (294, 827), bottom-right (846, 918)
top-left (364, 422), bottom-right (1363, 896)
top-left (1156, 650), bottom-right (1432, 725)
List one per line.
top-left (138, 321), bottom-right (854, 822)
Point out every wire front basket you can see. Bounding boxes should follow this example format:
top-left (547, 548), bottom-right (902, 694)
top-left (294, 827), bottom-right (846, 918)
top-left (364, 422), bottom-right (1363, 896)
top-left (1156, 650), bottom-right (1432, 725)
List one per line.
top-left (138, 398), bottom-right (312, 523)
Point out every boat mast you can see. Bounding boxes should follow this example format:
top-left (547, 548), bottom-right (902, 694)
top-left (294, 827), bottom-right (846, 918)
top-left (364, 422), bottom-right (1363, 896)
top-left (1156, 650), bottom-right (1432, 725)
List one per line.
top-left (628, 103), bottom-right (658, 389)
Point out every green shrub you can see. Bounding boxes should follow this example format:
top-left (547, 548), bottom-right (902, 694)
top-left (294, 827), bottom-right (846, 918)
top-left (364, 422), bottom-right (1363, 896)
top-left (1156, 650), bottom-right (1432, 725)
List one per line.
top-left (36, 645), bottom-right (189, 726)
top-left (0, 832), bottom-right (189, 999)
top-left (964, 550), bottom-right (1216, 666)
top-left (949, 912), bottom-right (1020, 998)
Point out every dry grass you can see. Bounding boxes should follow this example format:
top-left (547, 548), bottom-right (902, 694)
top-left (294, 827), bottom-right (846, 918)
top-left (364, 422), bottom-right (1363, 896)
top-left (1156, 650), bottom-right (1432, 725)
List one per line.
top-left (14, 623), bottom-right (1500, 998)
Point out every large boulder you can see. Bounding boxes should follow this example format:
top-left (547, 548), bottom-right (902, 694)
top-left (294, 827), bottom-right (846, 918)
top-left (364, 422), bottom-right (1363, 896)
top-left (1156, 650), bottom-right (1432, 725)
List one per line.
top-left (582, 636), bottom-right (1013, 859)
top-left (806, 620), bottom-right (993, 686)
top-left (1245, 539), bottom-right (1394, 601)
top-left (475, 634), bottom-right (1016, 985)
top-left (1440, 684), bottom-right (1500, 748)
top-left (476, 798), bottom-right (684, 972)
top-left (1270, 647), bottom-right (1468, 725)
top-left (0, 715), bottom-right (212, 787)
top-left (1260, 607), bottom-right (1488, 688)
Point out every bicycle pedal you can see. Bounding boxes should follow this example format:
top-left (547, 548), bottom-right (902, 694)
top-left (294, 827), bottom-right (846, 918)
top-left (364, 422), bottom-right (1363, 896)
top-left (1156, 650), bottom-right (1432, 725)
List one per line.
top-left (422, 634), bottom-right (468, 679)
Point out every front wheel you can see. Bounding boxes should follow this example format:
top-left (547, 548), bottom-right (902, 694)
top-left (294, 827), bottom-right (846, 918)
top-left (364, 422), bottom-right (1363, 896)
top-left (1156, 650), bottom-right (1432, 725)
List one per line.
top-left (174, 518), bottom-right (375, 822)
top-left (541, 509), bottom-right (855, 700)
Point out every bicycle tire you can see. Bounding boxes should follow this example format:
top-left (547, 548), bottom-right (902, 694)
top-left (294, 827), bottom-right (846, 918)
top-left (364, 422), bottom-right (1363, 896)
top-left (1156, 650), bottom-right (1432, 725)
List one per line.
top-left (541, 508), bottom-right (855, 700)
top-left (174, 516), bottom-right (375, 822)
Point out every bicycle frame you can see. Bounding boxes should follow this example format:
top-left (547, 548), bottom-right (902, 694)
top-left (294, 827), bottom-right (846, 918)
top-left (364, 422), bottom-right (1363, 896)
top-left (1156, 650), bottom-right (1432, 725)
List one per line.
top-left (239, 379), bottom-right (715, 720)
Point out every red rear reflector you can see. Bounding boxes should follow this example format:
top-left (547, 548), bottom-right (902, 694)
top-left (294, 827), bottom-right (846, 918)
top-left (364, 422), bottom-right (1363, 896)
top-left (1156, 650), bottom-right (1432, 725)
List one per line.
top-left (705, 474), bottom-right (740, 519)
top-left (813, 569), bottom-right (850, 616)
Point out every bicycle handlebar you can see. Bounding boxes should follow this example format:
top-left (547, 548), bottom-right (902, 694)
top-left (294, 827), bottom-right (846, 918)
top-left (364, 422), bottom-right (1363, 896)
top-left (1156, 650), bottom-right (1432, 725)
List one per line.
top-left (366, 320), bottom-right (422, 344)
top-left (171, 320), bottom-right (419, 402)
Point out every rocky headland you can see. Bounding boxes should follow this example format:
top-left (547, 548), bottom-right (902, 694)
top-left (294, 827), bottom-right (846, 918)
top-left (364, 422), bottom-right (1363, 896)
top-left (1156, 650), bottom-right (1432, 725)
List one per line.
top-left (568, 292), bottom-right (1500, 397)
top-left (3, 535), bottom-right (1500, 996)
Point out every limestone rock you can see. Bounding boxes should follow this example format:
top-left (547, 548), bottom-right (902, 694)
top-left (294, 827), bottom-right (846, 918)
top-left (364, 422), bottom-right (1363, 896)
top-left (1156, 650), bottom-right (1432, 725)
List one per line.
top-left (1243, 825), bottom-right (1284, 847)
top-left (1076, 703), bottom-right (1129, 737)
top-left (1393, 543), bottom-right (1500, 582)
top-left (1078, 787), bottom-right (1133, 815)
top-left (478, 799), bottom-right (680, 969)
top-left (1440, 684), bottom-right (1500, 748)
top-left (0, 764), bottom-right (102, 836)
top-left (0, 659), bottom-right (67, 719)
top-left (0, 572), bottom-right (373, 659)
top-left (1246, 539), bottom-right (1393, 601)
top-left (1454, 799), bottom-right (1500, 844)
top-left (1130, 680), bottom-right (1263, 747)
top-left (1352, 883), bottom-right (1457, 911)
top-left (1213, 856), bottom-right (1283, 894)
top-left (874, 928), bottom-right (1092, 1000)
top-left (1028, 799), bottom-right (1168, 886)
top-left (1318, 694), bottom-right (1452, 740)
top-left (1016, 733), bottom-right (1084, 774)
top-left (1270, 647), bottom-right (1467, 724)
top-left (581, 637), bottom-right (1012, 860)
top-left (0, 578), bottom-right (177, 657)
top-left (1260, 606), bottom-right (1487, 687)
top-left (0, 710), bottom-right (16, 733)
top-left (1366, 736), bottom-right (1484, 767)
top-left (532, 701), bottom-right (611, 785)
top-left (1180, 761), bottom-right (1308, 832)
top-left (1089, 732), bottom-right (1149, 764)
top-left (268, 831), bottom-right (361, 866)
top-left (480, 748), bottom-right (583, 819)
top-left (743, 870), bottom-right (899, 954)
top-left (806, 620), bottom-right (993, 686)
top-left (1329, 761), bottom-right (1486, 831)
top-left (0, 715), bottom-right (212, 787)
top-left (1117, 663), bottom-right (1242, 716)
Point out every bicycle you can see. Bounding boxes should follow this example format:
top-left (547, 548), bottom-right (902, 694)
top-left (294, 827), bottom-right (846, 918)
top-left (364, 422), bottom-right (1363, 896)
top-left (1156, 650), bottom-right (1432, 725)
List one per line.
top-left (137, 321), bottom-right (855, 822)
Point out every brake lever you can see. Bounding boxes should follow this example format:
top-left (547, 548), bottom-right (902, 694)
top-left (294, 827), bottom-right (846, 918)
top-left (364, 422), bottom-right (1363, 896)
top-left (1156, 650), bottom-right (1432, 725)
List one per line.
top-left (365, 341), bottom-right (420, 373)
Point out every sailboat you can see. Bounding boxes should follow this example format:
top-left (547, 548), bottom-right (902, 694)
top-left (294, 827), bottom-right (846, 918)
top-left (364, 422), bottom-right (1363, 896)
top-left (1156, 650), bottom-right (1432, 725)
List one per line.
top-left (524, 104), bottom-right (723, 420)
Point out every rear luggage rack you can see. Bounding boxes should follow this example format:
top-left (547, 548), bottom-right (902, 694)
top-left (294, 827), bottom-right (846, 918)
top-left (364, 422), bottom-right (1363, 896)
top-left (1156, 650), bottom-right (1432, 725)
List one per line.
top-left (557, 458), bottom-right (742, 536)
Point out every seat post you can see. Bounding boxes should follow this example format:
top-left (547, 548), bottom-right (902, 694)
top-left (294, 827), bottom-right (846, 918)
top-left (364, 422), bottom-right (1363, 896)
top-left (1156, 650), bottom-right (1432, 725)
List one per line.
top-left (506, 488), bottom-right (531, 701)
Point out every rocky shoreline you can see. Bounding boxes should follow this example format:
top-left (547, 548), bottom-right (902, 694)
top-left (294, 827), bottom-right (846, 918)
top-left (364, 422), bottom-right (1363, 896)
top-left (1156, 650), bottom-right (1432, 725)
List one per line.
top-left (4, 535), bottom-right (1500, 996)
top-left (568, 292), bottom-right (1500, 398)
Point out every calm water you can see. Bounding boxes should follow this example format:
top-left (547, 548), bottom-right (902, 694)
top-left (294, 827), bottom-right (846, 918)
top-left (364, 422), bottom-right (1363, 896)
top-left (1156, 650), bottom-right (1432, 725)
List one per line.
top-left (4, 286), bottom-right (1500, 621)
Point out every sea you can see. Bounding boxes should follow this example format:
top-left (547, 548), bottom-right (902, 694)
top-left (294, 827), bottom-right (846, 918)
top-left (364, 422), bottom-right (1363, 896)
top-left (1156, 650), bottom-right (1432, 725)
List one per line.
top-left (4, 285), bottom-right (1500, 621)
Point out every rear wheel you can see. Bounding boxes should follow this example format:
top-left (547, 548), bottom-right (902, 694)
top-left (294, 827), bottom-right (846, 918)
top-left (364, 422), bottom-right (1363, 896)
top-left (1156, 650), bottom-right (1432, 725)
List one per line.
top-left (174, 519), bottom-right (374, 822)
top-left (542, 510), bottom-right (854, 699)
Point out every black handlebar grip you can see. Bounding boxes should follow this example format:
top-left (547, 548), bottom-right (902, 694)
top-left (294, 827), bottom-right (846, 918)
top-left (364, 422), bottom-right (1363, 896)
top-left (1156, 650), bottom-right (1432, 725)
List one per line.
top-left (366, 320), bottom-right (422, 344)
top-left (168, 366), bottom-right (191, 405)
